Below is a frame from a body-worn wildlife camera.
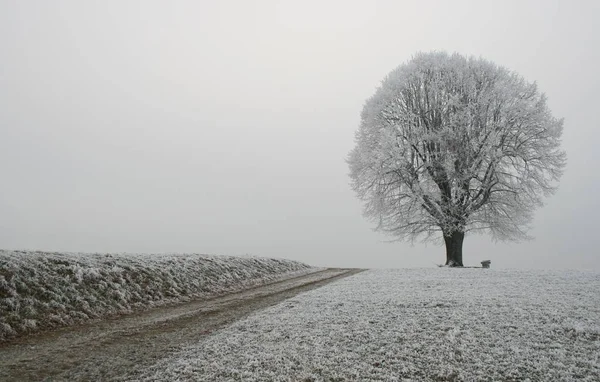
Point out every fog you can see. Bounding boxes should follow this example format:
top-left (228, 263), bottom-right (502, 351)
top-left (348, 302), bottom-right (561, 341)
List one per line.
top-left (1, 1), bottom-right (599, 270)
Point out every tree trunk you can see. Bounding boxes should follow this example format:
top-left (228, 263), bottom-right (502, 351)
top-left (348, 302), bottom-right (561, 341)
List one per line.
top-left (444, 231), bottom-right (464, 267)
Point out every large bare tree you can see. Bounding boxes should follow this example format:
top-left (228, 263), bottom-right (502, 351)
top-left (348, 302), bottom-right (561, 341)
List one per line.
top-left (348, 52), bottom-right (566, 266)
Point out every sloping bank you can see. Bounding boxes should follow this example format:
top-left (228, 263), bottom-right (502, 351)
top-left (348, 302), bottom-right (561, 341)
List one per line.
top-left (0, 250), bottom-right (314, 341)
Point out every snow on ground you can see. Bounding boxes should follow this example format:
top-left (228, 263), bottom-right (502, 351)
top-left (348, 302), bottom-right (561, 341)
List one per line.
top-left (0, 250), bottom-right (313, 341)
top-left (138, 268), bottom-right (600, 382)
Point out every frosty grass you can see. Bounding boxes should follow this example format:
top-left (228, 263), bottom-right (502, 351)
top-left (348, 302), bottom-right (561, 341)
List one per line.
top-left (0, 250), bottom-right (313, 341)
top-left (138, 268), bottom-right (600, 381)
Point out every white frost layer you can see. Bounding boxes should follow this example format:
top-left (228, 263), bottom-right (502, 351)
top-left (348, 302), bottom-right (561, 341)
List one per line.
top-left (0, 250), bottom-right (313, 341)
top-left (139, 268), bottom-right (600, 381)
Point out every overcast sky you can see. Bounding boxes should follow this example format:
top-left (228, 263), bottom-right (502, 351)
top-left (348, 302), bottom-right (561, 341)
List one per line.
top-left (1, 0), bottom-right (599, 270)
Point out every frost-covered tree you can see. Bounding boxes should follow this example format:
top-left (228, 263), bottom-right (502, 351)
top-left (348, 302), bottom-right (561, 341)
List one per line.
top-left (348, 52), bottom-right (566, 266)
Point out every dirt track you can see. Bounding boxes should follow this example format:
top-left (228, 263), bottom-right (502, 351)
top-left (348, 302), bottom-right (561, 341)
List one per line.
top-left (0, 268), bottom-right (363, 381)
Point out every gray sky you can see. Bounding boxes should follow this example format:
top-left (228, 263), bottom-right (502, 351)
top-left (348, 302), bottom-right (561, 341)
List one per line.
top-left (1, 0), bottom-right (599, 270)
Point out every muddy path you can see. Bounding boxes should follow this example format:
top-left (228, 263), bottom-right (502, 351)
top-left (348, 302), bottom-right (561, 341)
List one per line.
top-left (0, 268), bottom-right (364, 381)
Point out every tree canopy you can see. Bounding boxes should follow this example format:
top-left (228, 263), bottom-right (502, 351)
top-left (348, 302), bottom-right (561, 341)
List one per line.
top-left (348, 52), bottom-right (566, 266)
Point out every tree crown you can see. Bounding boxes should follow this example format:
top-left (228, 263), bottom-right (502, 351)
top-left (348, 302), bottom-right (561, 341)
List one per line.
top-left (348, 52), bottom-right (566, 243)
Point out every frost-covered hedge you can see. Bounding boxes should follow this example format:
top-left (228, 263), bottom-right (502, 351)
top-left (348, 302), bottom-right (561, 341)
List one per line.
top-left (0, 250), bottom-right (312, 341)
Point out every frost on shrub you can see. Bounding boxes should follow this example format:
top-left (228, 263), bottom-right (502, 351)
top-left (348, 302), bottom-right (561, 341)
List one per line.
top-left (20, 319), bottom-right (37, 332)
top-left (0, 322), bottom-right (16, 340)
top-left (0, 250), bottom-right (312, 341)
top-left (0, 275), bottom-right (16, 298)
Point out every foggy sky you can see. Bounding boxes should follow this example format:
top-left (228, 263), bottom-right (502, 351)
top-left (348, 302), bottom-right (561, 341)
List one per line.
top-left (1, 0), bottom-right (599, 270)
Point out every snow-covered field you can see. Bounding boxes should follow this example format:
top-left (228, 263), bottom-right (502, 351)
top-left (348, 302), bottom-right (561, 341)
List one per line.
top-left (138, 268), bottom-right (600, 381)
top-left (0, 250), bottom-right (313, 341)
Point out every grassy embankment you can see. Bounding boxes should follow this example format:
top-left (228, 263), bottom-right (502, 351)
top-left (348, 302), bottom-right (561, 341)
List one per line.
top-left (0, 250), bottom-right (313, 341)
